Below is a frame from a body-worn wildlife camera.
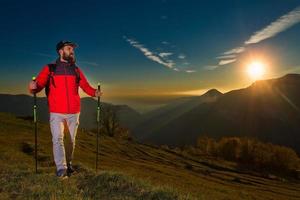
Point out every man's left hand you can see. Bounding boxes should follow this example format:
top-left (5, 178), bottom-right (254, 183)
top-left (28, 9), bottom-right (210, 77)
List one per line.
top-left (95, 90), bottom-right (103, 97)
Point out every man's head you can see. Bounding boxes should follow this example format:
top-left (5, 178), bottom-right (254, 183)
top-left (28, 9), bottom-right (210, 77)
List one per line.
top-left (56, 40), bottom-right (78, 63)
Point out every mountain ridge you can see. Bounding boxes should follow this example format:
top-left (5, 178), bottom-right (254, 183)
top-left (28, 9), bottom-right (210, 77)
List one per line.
top-left (134, 74), bottom-right (300, 153)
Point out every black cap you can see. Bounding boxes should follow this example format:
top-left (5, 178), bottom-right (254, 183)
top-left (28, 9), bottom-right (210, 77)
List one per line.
top-left (56, 40), bottom-right (78, 52)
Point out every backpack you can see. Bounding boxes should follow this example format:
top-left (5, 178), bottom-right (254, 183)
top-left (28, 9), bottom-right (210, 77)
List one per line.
top-left (45, 63), bottom-right (81, 96)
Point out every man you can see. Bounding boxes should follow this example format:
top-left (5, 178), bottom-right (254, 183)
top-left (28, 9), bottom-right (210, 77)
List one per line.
top-left (28, 40), bottom-right (102, 178)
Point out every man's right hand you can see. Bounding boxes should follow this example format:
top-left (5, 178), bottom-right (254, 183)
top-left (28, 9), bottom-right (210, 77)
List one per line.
top-left (29, 80), bottom-right (37, 93)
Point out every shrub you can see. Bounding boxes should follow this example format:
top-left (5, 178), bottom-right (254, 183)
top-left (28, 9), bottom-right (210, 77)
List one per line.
top-left (217, 137), bottom-right (241, 161)
top-left (194, 136), bottom-right (300, 176)
top-left (196, 136), bottom-right (217, 155)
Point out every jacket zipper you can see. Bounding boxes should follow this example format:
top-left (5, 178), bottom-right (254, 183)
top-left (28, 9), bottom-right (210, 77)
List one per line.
top-left (64, 65), bottom-right (70, 113)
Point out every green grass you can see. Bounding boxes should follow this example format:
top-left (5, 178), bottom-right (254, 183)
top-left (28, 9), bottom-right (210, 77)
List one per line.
top-left (0, 148), bottom-right (185, 200)
top-left (0, 112), bottom-right (300, 199)
top-left (0, 156), bottom-right (182, 200)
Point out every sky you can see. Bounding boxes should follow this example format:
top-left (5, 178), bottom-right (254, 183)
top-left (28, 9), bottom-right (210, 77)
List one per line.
top-left (1, 0), bottom-right (300, 112)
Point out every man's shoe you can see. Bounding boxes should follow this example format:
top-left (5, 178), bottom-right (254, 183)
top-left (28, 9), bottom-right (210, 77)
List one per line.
top-left (56, 169), bottom-right (68, 179)
top-left (67, 163), bottom-right (75, 176)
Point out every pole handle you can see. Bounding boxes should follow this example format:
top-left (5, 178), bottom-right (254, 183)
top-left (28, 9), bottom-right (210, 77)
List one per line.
top-left (97, 83), bottom-right (100, 122)
top-left (32, 76), bottom-right (37, 95)
top-left (32, 76), bottom-right (37, 122)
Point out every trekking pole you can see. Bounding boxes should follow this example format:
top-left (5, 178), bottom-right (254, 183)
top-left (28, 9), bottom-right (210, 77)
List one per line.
top-left (32, 76), bottom-right (38, 173)
top-left (96, 83), bottom-right (100, 173)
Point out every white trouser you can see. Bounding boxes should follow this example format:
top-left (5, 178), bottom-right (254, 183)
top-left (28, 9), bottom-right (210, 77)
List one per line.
top-left (49, 112), bottom-right (80, 171)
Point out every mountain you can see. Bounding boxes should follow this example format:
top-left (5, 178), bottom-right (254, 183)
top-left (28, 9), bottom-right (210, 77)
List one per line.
top-left (0, 94), bottom-right (142, 130)
top-left (79, 97), bottom-right (142, 130)
top-left (135, 74), bottom-right (300, 153)
top-left (132, 89), bottom-right (223, 140)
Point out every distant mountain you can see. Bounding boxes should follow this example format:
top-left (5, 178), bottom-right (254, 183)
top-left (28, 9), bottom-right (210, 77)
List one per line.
top-left (79, 97), bottom-right (142, 130)
top-left (135, 74), bottom-right (300, 153)
top-left (0, 94), bottom-right (142, 130)
top-left (132, 89), bottom-right (223, 140)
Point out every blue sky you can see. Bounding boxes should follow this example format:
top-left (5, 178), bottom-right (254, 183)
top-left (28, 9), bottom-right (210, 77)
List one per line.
top-left (1, 0), bottom-right (300, 112)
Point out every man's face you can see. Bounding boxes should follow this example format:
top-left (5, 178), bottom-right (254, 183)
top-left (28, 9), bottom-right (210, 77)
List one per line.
top-left (59, 45), bottom-right (76, 63)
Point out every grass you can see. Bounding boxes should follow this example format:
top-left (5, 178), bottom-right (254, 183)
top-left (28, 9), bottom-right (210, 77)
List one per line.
top-left (0, 112), bottom-right (300, 199)
top-left (0, 144), bottom-right (186, 200)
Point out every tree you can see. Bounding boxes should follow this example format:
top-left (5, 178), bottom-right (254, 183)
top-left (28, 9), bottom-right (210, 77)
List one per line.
top-left (101, 105), bottom-right (119, 137)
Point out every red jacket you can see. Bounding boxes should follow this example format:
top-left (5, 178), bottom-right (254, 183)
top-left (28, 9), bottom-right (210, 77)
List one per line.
top-left (30, 59), bottom-right (96, 114)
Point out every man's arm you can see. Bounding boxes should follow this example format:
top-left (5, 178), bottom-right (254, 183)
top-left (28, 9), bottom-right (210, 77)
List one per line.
top-left (78, 67), bottom-right (97, 97)
top-left (28, 65), bottom-right (49, 94)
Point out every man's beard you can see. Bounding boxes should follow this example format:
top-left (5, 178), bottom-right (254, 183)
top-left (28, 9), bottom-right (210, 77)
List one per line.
top-left (63, 52), bottom-right (76, 64)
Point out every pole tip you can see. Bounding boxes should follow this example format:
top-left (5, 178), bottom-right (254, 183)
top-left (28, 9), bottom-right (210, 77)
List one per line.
top-left (32, 76), bottom-right (36, 81)
top-left (98, 82), bottom-right (100, 86)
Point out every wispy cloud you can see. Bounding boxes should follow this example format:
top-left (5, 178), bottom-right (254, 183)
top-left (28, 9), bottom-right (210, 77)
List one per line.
top-left (124, 36), bottom-right (196, 73)
top-left (204, 65), bottom-right (219, 70)
top-left (216, 54), bottom-right (237, 59)
top-left (245, 7), bottom-right (300, 44)
top-left (178, 54), bottom-right (186, 59)
top-left (222, 47), bottom-right (245, 55)
top-left (218, 59), bottom-right (237, 66)
top-left (124, 36), bottom-right (175, 69)
top-left (185, 69), bottom-right (196, 73)
top-left (159, 52), bottom-right (173, 58)
top-left (212, 6), bottom-right (300, 70)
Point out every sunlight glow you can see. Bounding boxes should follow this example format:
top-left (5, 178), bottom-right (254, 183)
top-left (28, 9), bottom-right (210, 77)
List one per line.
top-left (247, 61), bottom-right (266, 80)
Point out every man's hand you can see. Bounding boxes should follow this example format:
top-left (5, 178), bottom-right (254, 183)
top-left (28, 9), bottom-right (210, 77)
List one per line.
top-left (95, 89), bottom-right (103, 97)
top-left (28, 80), bottom-right (37, 93)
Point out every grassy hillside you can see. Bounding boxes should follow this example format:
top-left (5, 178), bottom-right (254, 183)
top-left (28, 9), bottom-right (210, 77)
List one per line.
top-left (1, 112), bottom-right (300, 199)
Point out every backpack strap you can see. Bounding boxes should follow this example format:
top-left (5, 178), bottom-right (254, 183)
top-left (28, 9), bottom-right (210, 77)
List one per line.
top-left (45, 64), bottom-right (56, 96)
top-left (74, 65), bottom-right (81, 85)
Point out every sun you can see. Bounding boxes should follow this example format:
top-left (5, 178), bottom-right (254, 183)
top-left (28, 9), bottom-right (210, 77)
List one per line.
top-left (246, 61), bottom-right (266, 80)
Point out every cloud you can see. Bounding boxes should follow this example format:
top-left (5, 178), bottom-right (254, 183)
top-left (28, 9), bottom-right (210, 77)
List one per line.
top-left (245, 6), bottom-right (300, 44)
top-left (123, 36), bottom-right (194, 73)
top-left (204, 65), bottom-right (219, 70)
top-left (216, 47), bottom-right (244, 66)
top-left (159, 52), bottom-right (173, 58)
top-left (216, 54), bottom-right (237, 59)
top-left (222, 47), bottom-right (245, 55)
top-left (218, 59), bottom-right (237, 66)
top-left (124, 36), bottom-right (175, 69)
top-left (214, 6), bottom-right (300, 68)
top-left (124, 36), bottom-right (196, 73)
top-left (185, 70), bottom-right (196, 73)
top-left (178, 54), bottom-right (186, 59)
